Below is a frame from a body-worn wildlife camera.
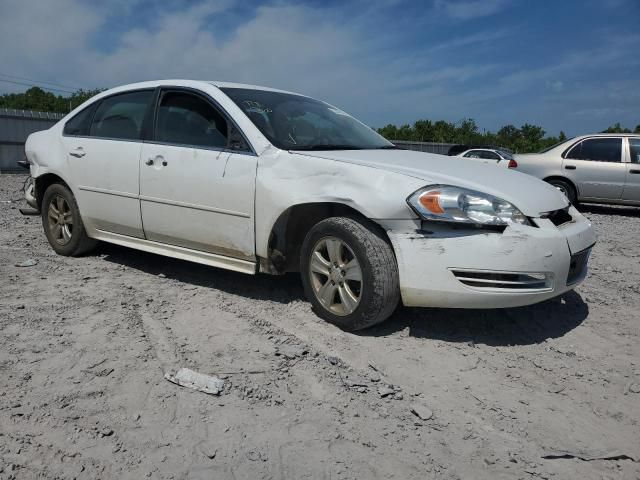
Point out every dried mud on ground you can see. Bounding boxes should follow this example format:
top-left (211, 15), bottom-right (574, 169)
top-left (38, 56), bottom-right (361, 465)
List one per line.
top-left (1, 174), bottom-right (639, 480)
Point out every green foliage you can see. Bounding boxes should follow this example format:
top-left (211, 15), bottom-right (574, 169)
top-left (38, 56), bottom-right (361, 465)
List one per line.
top-left (378, 119), bottom-right (640, 153)
top-left (602, 122), bottom-right (632, 133)
top-left (2, 87), bottom-right (638, 153)
top-left (0, 87), bottom-right (104, 113)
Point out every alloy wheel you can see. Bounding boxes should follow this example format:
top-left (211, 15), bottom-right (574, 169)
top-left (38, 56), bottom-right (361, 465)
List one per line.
top-left (308, 236), bottom-right (363, 316)
top-left (47, 194), bottom-right (73, 245)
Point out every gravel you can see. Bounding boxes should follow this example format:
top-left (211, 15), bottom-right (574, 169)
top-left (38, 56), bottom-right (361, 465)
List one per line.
top-left (1, 174), bottom-right (639, 479)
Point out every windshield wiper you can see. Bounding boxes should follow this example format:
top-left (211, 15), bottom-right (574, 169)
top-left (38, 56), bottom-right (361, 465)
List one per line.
top-left (375, 145), bottom-right (400, 149)
top-left (291, 144), bottom-right (365, 151)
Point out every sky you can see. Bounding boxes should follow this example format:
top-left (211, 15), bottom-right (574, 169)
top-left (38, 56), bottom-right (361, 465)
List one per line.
top-left (0, 0), bottom-right (638, 136)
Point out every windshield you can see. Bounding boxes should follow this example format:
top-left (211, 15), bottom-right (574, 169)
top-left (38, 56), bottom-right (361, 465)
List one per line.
top-left (220, 87), bottom-right (393, 150)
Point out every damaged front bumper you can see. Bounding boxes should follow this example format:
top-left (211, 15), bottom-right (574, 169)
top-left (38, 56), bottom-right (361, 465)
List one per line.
top-left (385, 206), bottom-right (596, 309)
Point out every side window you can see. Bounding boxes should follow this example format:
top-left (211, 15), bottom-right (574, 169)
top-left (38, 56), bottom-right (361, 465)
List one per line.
top-left (464, 150), bottom-right (480, 158)
top-left (63, 104), bottom-right (96, 136)
top-left (629, 139), bottom-right (640, 164)
top-left (89, 90), bottom-right (153, 140)
top-left (156, 91), bottom-right (228, 149)
top-left (480, 151), bottom-right (500, 160)
top-left (566, 138), bottom-right (622, 162)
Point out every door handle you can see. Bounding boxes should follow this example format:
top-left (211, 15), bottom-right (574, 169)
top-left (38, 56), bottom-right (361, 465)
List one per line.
top-left (146, 156), bottom-right (166, 166)
top-left (69, 148), bottom-right (85, 158)
top-left (564, 165), bottom-right (576, 170)
top-left (630, 169), bottom-right (640, 174)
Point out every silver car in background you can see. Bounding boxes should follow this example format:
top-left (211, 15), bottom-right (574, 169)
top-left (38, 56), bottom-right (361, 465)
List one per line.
top-left (513, 134), bottom-right (640, 205)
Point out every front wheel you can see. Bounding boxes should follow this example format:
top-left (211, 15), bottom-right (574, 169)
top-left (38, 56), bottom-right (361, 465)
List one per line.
top-left (41, 183), bottom-right (96, 256)
top-left (300, 217), bottom-right (400, 331)
top-left (547, 179), bottom-right (577, 204)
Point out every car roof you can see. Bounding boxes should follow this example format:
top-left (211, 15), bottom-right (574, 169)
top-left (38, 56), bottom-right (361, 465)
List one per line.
top-left (207, 81), bottom-right (306, 97)
top-left (100, 80), bottom-right (309, 98)
top-left (574, 133), bottom-right (639, 138)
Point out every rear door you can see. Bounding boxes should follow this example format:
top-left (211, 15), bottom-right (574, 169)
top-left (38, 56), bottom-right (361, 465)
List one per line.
top-left (139, 88), bottom-right (257, 261)
top-left (64, 90), bottom-right (154, 238)
top-left (622, 137), bottom-right (640, 201)
top-left (562, 137), bottom-right (626, 200)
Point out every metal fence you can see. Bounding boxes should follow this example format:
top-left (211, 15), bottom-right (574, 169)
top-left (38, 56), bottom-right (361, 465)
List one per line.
top-left (0, 108), bottom-right (65, 172)
top-left (391, 140), bottom-right (454, 155)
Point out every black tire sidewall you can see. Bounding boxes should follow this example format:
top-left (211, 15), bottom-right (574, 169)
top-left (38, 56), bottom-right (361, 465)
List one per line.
top-left (41, 183), bottom-right (87, 256)
top-left (300, 218), bottom-right (395, 331)
top-left (548, 179), bottom-right (577, 204)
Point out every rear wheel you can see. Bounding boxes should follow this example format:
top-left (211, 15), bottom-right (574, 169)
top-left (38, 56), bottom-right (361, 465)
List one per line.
top-left (300, 217), bottom-right (400, 331)
top-left (547, 179), bottom-right (577, 204)
top-left (41, 183), bottom-right (96, 256)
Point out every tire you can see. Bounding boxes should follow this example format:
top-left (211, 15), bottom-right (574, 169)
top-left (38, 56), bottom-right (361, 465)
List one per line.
top-left (300, 216), bottom-right (400, 331)
top-left (41, 183), bottom-right (96, 256)
top-left (547, 178), bottom-right (577, 204)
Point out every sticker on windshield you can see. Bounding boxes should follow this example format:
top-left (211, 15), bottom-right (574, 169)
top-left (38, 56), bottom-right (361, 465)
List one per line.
top-left (243, 100), bottom-right (272, 114)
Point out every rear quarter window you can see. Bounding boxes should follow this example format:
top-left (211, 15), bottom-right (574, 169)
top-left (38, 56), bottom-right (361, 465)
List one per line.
top-left (63, 104), bottom-right (97, 136)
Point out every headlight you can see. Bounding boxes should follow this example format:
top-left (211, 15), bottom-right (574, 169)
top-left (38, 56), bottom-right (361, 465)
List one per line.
top-left (407, 185), bottom-right (530, 226)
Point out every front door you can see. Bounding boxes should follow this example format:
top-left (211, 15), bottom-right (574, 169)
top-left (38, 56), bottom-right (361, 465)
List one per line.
top-left (562, 137), bottom-right (626, 200)
top-left (139, 89), bottom-right (257, 261)
top-left (65, 89), bottom-right (154, 238)
top-left (623, 137), bottom-right (640, 202)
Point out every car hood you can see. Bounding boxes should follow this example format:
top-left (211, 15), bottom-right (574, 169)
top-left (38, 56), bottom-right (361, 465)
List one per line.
top-left (294, 149), bottom-right (569, 216)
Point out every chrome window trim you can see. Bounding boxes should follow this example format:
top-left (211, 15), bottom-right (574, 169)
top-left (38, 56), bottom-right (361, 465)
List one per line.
top-left (141, 139), bottom-right (258, 157)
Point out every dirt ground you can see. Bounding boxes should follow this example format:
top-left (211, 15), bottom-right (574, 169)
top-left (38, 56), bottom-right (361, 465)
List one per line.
top-left (1, 173), bottom-right (639, 480)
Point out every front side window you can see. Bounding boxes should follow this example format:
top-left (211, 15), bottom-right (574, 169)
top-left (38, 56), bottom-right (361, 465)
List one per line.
top-left (566, 138), bottom-right (622, 162)
top-left (221, 87), bottom-right (393, 150)
top-left (89, 90), bottom-right (153, 140)
top-left (463, 150), bottom-right (481, 158)
top-left (629, 138), bottom-right (640, 163)
top-left (155, 91), bottom-right (228, 149)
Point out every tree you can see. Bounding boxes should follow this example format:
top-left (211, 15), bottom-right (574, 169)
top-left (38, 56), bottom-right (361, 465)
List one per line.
top-left (0, 86), bottom-right (104, 113)
top-left (602, 122), bottom-right (631, 134)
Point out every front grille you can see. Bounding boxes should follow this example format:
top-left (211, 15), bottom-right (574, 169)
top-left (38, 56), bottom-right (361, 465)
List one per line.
top-left (566, 248), bottom-right (591, 285)
top-left (451, 269), bottom-right (552, 291)
top-left (542, 208), bottom-right (573, 227)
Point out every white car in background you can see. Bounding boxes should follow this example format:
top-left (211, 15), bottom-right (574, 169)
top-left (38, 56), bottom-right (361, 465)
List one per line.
top-left (23, 80), bottom-right (596, 330)
top-left (456, 148), bottom-right (517, 168)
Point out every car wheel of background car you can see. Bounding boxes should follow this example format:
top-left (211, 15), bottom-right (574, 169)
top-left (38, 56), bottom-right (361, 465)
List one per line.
top-left (41, 183), bottom-right (96, 256)
top-left (300, 216), bottom-right (400, 331)
top-left (547, 179), bottom-right (577, 204)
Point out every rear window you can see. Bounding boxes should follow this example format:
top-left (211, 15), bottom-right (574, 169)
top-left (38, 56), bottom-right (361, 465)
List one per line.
top-left (63, 104), bottom-right (97, 136)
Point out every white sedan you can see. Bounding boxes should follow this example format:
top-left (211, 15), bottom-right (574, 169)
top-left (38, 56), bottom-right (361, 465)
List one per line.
top-left (24, 80), bottom-right (596, 330)
top-left (456, 148), bottom-right (517, 168)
